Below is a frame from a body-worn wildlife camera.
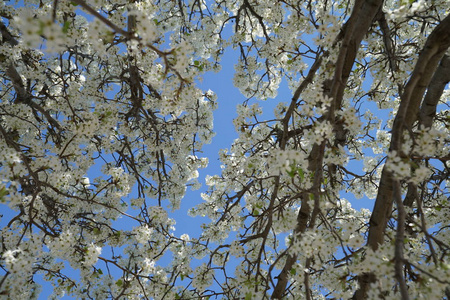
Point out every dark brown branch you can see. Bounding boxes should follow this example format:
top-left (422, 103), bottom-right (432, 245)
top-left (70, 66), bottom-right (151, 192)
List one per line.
top-left (70, 0), bottom-right (132, 38)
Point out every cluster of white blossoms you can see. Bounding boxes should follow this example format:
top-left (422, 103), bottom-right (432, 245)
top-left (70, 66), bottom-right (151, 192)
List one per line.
top-left (48, 230), bottom-right (76, 257)
top-left (192, 263), bottom-right (214, 291)
top-left (386, 150), bottom-right (412, 179)
top-left (413, 126), bottom-right (448, 157)
top-left (132, 224), bottom-right (153, 245)
top-left (269, 149), bottom-right (309, 177)
top-left (301, 84), bottom-right (334, 117)
top-left (324, 144), bottom-right (348, 167)
top-left (128, 9), bottom-right (158, 42)
top-left (386, 0), bottom-right (428, 21)
top-left (148, 206), bottom-right (172, 226)
top-left (73, 117), bottom-right (100, 137)
top-left (173, 40), bottom-right (194, 75)
top-left (83, 243), bottom-right (102, 267)
top-left (13, 4), bottom-right (80, 53)
top-left (339, 107), bottom-right (363, 135)
top-left (232, 55), bottom-right (282, 99)
top-left (314, 13), bottom-right (340, 48)
top-left (2, 248), bottom-right (34, 275)
top-left (386, 150), bottom-right (435, 184)
top-left (272, 208), bottom-right (298, 234)
top-left (228, 241), bottom-right (245, 258)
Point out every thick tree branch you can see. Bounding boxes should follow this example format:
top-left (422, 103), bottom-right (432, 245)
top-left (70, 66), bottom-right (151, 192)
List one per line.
top-left (368, 13), bottom-right (450, 251)
top-left (376, 9), bottom-right (397, 73)
top-left (272, 1), bottom-right (384, 298)
top-left (355, 12), bottom-right (450, 300)
top-left (70, 0), bottom-right (132, 38)
top-left (404, 54), bottom-right (450, 207)
top-left (419, 54), bottom-right (450, 129)
top-left (402, 15), bottom-right (450, 129)
top-left (329, 0), bottom-right (384, 112)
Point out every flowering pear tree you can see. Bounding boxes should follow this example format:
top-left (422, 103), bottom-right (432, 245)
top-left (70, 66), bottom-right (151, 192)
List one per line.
top-left (1, 0), bottom-right (449, 299)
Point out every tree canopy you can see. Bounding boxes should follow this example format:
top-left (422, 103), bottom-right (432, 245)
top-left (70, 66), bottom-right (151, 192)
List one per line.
top-left (0, 0), bottom-right (449, 299)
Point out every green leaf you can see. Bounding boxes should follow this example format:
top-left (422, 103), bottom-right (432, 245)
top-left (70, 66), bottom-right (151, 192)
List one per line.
top-left (193, 60), bottom-right (204, 71)
top-left (245, 293), bottom-right (252, 300)
top-left (287, 166), bottom-right (296, 178)
top-left (0, 186), bottom-right (8, 200)
top-left (62, 21), bottom-right (70, 34)
top-left (37, 21), bottom-right (45, 36)
top-left (290, 268), bottom-right (297, 275)
top-left (116, 279), bottom-right (123, 287)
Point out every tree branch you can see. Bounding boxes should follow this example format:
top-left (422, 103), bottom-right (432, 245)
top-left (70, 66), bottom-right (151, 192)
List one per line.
top-left (419, 54), bottom-right (450, 128)
top-left (355, 12), bottom-right (450, 300)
